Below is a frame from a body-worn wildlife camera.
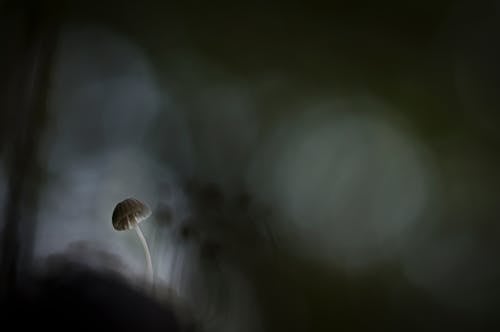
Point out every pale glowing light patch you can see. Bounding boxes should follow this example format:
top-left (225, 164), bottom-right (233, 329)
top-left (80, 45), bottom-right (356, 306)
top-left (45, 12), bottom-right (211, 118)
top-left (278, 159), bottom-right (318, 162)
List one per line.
top-left (247, 98), bottom-right (434, 268)
top-left (43, 23), bottom-right (162, 173)
top-left (34, 24), bottom-right (166, 280)
top-left (34, 149), bottom-right (161, 277)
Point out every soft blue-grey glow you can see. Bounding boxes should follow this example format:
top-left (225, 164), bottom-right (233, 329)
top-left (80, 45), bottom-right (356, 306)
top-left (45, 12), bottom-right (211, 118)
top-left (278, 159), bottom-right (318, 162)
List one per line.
top-left (36, 24), bottom-right (166, 279)
top-left (35, 24), bottom-right (263, 331)
top-left (247, 98), bottom-right (434, 268)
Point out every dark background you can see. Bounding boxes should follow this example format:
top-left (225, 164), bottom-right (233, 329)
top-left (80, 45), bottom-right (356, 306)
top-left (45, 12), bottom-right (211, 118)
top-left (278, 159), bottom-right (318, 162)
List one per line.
top-left (1, 1), bottom-right (500, 331)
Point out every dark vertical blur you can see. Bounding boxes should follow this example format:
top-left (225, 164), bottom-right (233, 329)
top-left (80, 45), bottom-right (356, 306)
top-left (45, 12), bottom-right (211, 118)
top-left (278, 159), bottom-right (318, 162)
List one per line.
top-left (0, 0), bottom-right (60, 297)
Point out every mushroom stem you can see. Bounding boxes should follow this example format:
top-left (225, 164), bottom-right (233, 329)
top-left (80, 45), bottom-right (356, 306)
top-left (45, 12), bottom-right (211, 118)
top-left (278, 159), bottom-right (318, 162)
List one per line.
top-left (135, 224), bottom-right (154, 288)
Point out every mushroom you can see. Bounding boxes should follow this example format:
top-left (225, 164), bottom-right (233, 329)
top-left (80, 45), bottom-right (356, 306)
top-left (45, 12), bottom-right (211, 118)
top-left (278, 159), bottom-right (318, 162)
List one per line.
top-left (112, 198), bottom-right (154, 287)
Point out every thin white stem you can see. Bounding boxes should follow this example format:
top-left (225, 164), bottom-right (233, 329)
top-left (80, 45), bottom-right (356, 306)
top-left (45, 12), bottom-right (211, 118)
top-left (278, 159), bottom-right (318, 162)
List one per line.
top-left (135, 224), bottom-right (154, 289)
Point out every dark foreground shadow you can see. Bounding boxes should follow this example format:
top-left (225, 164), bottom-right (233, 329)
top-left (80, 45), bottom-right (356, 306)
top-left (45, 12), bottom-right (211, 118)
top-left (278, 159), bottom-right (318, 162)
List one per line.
top-left (3, 261), bottom-right (187, 332)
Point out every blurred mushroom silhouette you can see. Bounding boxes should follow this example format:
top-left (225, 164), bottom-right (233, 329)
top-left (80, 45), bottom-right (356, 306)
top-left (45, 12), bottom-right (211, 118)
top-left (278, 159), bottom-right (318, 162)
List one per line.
top-left (169, 220), bottom-right (201, 291)
top-left (155, 202), bottom-right (175, 228)
top-left (112, 198), bottom-right (154, 288)
top-left (199, 241), bottom-right (223, 273)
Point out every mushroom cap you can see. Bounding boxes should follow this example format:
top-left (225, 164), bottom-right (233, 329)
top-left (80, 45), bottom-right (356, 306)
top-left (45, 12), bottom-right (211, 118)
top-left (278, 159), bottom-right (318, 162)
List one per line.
top-left (112, 198), bottom-right (152, 231)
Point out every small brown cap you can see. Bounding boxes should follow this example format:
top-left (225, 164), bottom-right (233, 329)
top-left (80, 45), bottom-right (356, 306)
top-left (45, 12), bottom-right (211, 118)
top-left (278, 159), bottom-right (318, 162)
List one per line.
top-left (112, 198), bottom-right (151, 231)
